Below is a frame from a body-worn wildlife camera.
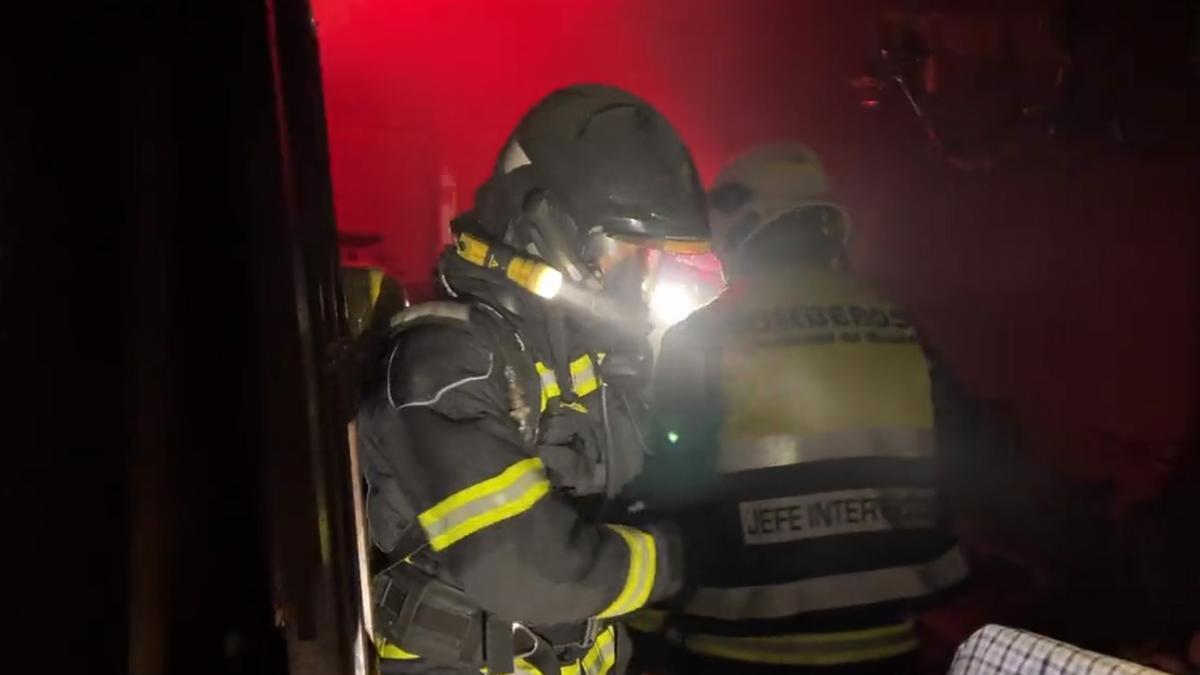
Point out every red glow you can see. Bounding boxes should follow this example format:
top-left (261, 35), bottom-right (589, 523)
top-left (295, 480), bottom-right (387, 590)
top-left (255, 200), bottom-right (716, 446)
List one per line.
top-left (313, 0), bottom-right (690, 296)
top-left (312, 0), bottom-right (1200, 500)
top-left (311, 0), bottom-right (882, 297)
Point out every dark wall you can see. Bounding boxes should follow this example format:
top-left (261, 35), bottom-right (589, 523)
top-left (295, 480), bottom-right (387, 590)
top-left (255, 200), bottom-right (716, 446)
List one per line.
top-left (6, 1), bottom-right (356, 672)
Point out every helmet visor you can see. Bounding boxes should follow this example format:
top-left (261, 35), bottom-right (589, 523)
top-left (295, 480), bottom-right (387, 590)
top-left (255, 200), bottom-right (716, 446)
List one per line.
top-left (582, 233), bottom-right (658, 298)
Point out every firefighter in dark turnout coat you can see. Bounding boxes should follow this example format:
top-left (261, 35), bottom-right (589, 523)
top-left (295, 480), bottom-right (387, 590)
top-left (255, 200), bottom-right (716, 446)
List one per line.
top-left (357, 85), bottom-right (710, 675)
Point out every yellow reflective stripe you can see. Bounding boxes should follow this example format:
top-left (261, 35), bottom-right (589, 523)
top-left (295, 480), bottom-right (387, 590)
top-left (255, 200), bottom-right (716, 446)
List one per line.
top-left (537, 356), bottom-right (599, 412)
top-left (596, 525), bottom-right (656, 618)
top-left (624, 607), bottom-right (667, 633)
top-left (418, 457), bottom-right (552, 551)
top-left (536, 362), bottom-right (561, 413)
top-left (569, 354), bottom-right (598, 397)
top-left (376, 636), bottom-right (420, 660)
top-left (578, 625), bottom-right (618, 675)
top-left (684, 621), bottom-right (918, 666)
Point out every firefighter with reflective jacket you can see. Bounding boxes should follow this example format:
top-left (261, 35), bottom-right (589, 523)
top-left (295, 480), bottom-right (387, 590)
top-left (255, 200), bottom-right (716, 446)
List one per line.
top-left (356, 85), bottom-right (709, 675)
top-left (634, 143), bottom-right (969, 674)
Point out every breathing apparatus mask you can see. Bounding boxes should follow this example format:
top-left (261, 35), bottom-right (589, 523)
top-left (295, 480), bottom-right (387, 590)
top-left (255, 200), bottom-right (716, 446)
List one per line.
top-left (446, 191), bottom-right (664, 376)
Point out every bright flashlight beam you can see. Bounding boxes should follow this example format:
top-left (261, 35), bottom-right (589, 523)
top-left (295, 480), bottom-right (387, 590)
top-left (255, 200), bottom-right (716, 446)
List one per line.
top-left (649, 282), bottom-right (699, 327)
top-left (531, 266), bottom-right (563, 299)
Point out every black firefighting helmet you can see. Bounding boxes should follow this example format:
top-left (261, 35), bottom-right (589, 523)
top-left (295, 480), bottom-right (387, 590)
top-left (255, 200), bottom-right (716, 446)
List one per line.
top-left (469, 84), bottom-right (710, 289)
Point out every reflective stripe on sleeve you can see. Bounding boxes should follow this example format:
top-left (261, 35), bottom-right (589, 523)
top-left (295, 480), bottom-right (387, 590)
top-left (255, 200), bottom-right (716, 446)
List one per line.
top-left (596, 525), bottom-right (657, 618)
top-left (417, 457), bottom-right (552, 551)
top-left (684, 621), bottom-right (918, 666)
top-left (685, 546), bottom-right (968, 620)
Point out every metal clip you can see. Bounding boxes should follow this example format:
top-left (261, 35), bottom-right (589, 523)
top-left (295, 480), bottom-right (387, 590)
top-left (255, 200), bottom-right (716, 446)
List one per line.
top-left (512, 623), bottom-right (539, 660)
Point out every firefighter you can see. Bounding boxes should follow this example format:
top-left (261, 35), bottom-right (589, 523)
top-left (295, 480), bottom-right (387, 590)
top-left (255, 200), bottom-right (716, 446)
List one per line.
top-left (636, 143), bottom-right (969, 674)
top-left (356, 85), bottom-right (710, 675)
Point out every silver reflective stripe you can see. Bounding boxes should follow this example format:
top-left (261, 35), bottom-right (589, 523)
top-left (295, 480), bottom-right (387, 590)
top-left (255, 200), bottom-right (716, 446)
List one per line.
top-left (596, 525), bottom-right (657, 618)
top-left (537, 365), bottom-right (561, 412)
top-left (420, 466), bottom-right (545, 541)
top-left (717, 426), bottom-right (934, 473)
top-left (571, 357), bottom-right (597, 393)
top-left (684, 621), bottom-right (918, 666)
top-left (690, 625), bottom-right (914, 656)
top-left (685, 546), bottom-right (968, 620)
top-left (417, 458), bottom-right (551, 551)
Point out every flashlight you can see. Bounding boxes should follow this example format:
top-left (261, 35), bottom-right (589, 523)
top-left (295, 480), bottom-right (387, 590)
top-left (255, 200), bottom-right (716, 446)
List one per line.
top-left (505, 256), bottom-right (563, 299)
top-left (649, 281), bottom-right (701, 327)
top-left (455, 232), bottom-right (564, 300)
